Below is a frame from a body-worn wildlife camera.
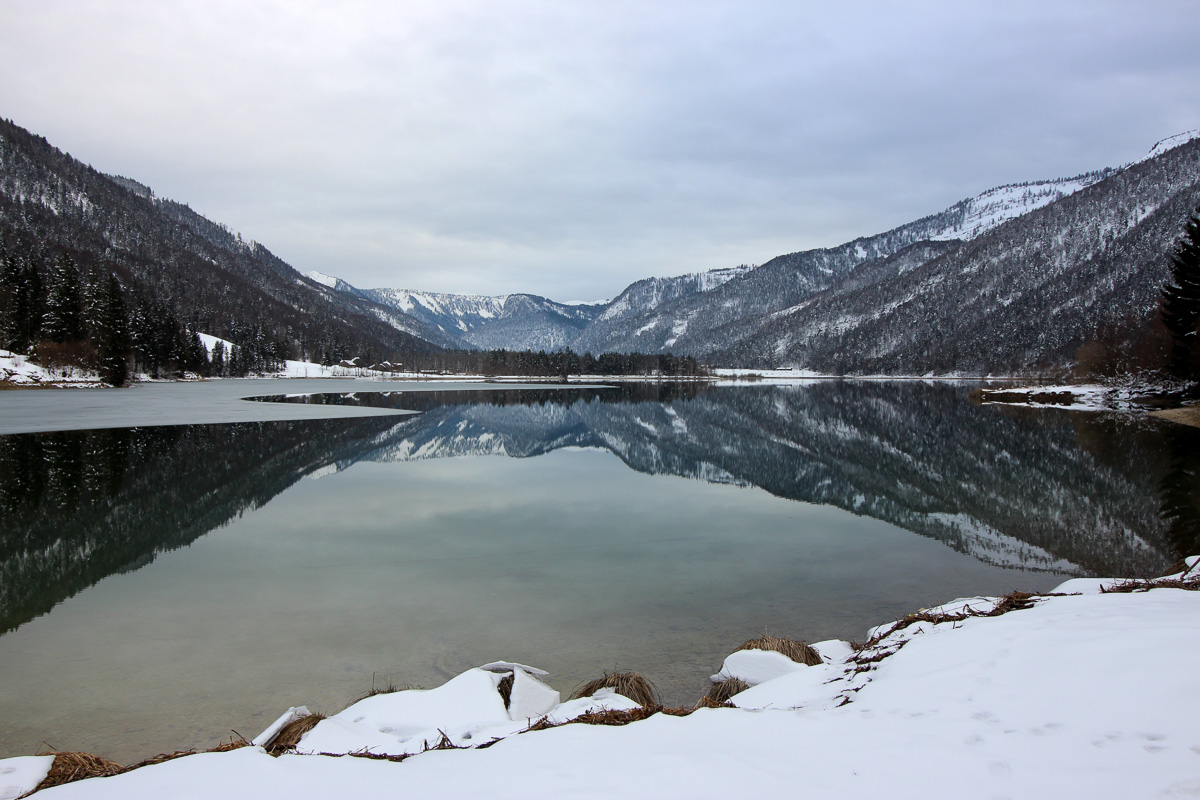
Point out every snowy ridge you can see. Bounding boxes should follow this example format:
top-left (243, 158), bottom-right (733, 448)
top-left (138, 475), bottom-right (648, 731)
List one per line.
top-left (305, 270), bottom-right (339, 289)
top-left (719, 137), bottom-right (1200, 371)
top-left (926, 173), bottom-right (1112, 242)
top-left (595, 268), bottom-right (752, 324)
top-left (365, 287), bottom-right (510, 326)
top-left (1134, 129), bottom-right (1200, 164)
top-left (303, 271), bottom-right (604, 351)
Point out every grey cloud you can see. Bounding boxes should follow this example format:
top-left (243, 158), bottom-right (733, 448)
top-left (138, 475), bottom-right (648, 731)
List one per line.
top-left (0, 0), bottom-right (1197, 300)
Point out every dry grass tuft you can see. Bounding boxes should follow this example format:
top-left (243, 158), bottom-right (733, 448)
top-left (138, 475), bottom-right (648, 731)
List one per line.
top-left (343, 749), bottom-right (412, 763)
top-left (1102, 577), bottom-right (1200, 594)
top-left (356, 674), bottom-right (422, 702)
top-left (22, 736), bottom-right (256, 795)
top-left (208, 735), bottom-right (252, 753)
top-left (266, 714), bottom-right (326, 754)
top-left (28, 752), bottom-right (123, 794)
top-left (569, 671), bottom-right (660, 706)
top-left (736, 635), bottom-right (823, 666)
top-left (1161, 558), bottom-right (1191, 577)
top-left (989, 590), bottom-right (1039, 615)
top-left (527, 704), bottom-right (696, 733)
top-left (696, 677), bottom-right (750, 708)
top-left (497, 674), bottom-right (514, 709)
top-left (123, 749), bottom-right (197, 772)
top-left (121, 734), bottom-right (251, 773)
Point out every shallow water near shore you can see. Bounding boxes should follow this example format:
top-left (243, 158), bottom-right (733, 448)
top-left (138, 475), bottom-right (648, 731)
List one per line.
top-left (0, 380), bottom-right (1193, 763)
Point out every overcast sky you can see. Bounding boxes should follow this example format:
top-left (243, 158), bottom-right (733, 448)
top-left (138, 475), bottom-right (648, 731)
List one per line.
top-left (1, 1), bottom-right (1198, 301)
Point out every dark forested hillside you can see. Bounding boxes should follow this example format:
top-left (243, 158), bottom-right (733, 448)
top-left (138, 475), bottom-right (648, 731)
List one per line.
top-left (5, 113), bottom-right (1195, 378)
top-left (567, 137), bottom-right (1199, 375)
top-left (0, 117), bottom-right (443, 371)
top-left (713, 139), bottom-right (1200, 373)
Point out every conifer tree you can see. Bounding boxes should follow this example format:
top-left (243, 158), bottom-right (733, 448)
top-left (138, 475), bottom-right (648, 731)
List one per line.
top-left (1161, 205), bottom-right (1200, 381)
top-left (1, 251), bottom-right (44, 352)
top-left (0, 247), bottom-right (17, 350)
top-left (211, 339), bottom-right (226, 376)
top-left (43, 256), bottom-right (84, 343)
top-left (97, 274), bottom-right (130, 386)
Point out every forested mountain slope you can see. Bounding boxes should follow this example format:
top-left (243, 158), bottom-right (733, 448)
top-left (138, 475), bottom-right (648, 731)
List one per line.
top-left (715, 138), bottom-right (1200, 372)
top-left (0, 117), bottom-right (442, 365)
top-left (6, 112), bottom-right (1194, 376)
top-left (570, 168), bottom-right (1119, 359)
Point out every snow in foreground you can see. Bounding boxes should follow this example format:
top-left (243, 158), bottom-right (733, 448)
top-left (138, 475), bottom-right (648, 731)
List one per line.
top-left (6, 561), bottom-right (1199, 800)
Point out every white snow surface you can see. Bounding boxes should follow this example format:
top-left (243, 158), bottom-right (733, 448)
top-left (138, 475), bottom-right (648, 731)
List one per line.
top-left (0, 756), bottom-right (52, 800)
top-left (1135, 130), bottom-right (1200, 164)
top-left (927, 174), bottom-right (1110, 243)
top-left (711, 649), bottom-right (809, 686)
top-left (0, 348), bottom-right (100, 385)
top-left (712, 367), bottom-right (830, 385)
top-left (305, 271), bottom-right (340, 289)
top-left (196, 332), bottom-right (233, 358)
top-left (251, 707), bottom-right (312, 748)
top-left (14, 561), bottom-right (1200, 799)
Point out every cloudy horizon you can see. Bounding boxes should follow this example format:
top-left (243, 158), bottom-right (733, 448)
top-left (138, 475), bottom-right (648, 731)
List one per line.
top-left (2, 0), bottom-right (1198, 302)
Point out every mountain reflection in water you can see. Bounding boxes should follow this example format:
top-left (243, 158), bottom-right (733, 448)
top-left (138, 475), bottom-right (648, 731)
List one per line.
top-left (1, 381), bottom-right (1190, 638)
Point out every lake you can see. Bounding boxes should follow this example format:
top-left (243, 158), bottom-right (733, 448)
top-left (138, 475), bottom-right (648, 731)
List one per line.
top-left (0, 379), bottom-right (1194, 763)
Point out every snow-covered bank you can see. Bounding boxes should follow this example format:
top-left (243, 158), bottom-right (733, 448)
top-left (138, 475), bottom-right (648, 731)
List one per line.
top-left (8, 560), bottom-right (1199, 799)
top-left (975, 382), bottom-right (1189, 412)
top-left (713, 367), bottom-right (829, 385)
top-left (0, 349), bottom-right (99, 386)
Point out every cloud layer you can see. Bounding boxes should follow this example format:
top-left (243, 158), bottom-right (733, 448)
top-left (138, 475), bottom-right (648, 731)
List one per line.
top-left (2, 0), bottom-right (1198, 300)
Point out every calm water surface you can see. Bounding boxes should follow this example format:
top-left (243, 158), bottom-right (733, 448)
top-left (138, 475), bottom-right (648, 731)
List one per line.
top-left (0, 381), bottom-right (1195, 762)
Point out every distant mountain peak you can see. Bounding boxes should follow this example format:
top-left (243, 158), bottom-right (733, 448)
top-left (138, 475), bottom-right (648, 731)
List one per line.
top-left (305, 270), bottom-right (340, 289)
top-left (1137, 130), bottom-right (1200, 164)
top-left (925, 170), bottom-right (1116, 243)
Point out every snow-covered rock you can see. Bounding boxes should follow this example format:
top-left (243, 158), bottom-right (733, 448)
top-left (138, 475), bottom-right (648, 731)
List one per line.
top-left (710, 649), bottom-right (810, 686)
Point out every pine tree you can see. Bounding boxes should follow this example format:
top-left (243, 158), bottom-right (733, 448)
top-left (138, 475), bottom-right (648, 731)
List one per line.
top-left (97, 274), bottom-right (130, 386)
top-left (1161, 205), bottom-right (1200, 381)
top-left (187, 329), bottom-right (206, 374)
top-left (1, 251), bottom-right (44, 352)
top-left (0, 247), bottom-right (18, 350)
top-left (43, 256), bottom-right (84, 343)
top-left (211, 339), bottom-right (226, 376)
top-left (20, 256), bottom-right (44, 350)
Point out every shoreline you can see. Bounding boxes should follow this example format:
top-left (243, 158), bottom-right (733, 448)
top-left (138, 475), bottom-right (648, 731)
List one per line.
top-left (5, 558), bottom-right (1197, 798)
top-left (1149, 404), bottom-right (1200, 428)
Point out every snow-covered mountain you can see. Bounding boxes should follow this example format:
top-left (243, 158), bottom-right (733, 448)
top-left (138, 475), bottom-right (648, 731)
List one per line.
top-left (0, 117), bottom-right (442, 365)
top-left (715, 135), bottom-right (1200, 372)
top-left (575, 133), bottom-right (1200, 371)
top-left (306, 274), bottom-right (605, 351)
top-left (322, 129), bottom-right (1197, 373)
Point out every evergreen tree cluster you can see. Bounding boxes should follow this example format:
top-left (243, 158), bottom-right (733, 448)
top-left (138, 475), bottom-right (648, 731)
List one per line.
top-left (0, 116), bottom-right (441, 375)
top-left (0, 236), bottom-right (298, 384)
top-left (0, 244), bottom-right (135, 384)
top-left (405, 347), bottom-right (708, 378)
top-left (1160, 205), bottom-right (1200, 382)
top-left (0, 232), bottom-right (706, 383)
